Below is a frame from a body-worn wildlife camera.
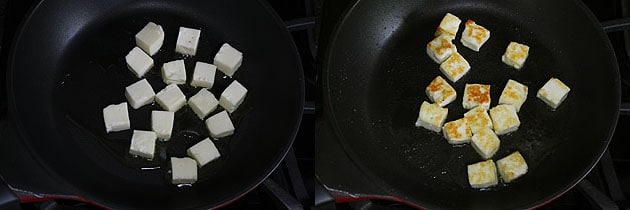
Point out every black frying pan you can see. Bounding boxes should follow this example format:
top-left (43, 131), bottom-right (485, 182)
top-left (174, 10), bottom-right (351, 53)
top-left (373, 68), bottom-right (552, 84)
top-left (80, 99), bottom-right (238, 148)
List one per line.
top-left (317, 0), bottom-right (620, 209)
top-left (3, 0), bottom-right (303, 209)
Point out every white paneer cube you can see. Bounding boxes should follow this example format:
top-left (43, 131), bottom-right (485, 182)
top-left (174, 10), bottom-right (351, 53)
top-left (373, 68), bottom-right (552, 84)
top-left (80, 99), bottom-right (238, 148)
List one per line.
top-left (439, 52), bottom-right (470, 83)
top-left (499, 79), bottom-right (528, 112)
top-left (463, 84), bottom-right (491, 110)
top-left (427, 35), bottom-right (457, 64)
top-left (425, 76), bottom-right (456, 107)
top-left (171, 157), bottom-right (197, 184)
top-left (135, 22), bottom-right (164, 56)
top-left (502, 42), bottom-right (530, 69)
top-left (125, 79), bottom-right (155, 109)
top-left (464, 106), bottom-right (493, 134)
top-left (213, 43), bottom-right (243, 77)
top-left (219, 80), bottom-right (248, 113)
top-left (467, 159), bottom-right (498, 188)
top-left (460, 20), bottom-right (490, 52)
top-left (175, 27), bottom-right (201, 56)
top-left (155, 84), bottom-right (187, 112)
top-left (103, 102), bottom-right (130, 133)
top-left (125, 47), bottom-right (154, 78)
top-left (471, 128), bottom-right (500, 159)
top-left (205, 111), bottom-right (235, 138)
top-left (434, 13), bottom-right (461, 40)
top-left (129, 130), bottom-right (157, 159)
top-left (161, 60), bottom-right (187, 85)
top-left (188, 89), bottom-right (219, 119)
top-left (537, 78), bottom-right (571, 109)
top-left (489, 104), bottom-right (521, 135)
top-left (151, 111), bottom-right (174, 140)
top-left (415, 101), bottom-right (448, 133)
top-left (442, 118), bottom-right (472, 144)
top-left (497, 151), bottom-right (528, 183)
top-left (191, 62), bottom-right (216, 88)
top-left (187, 138), bottom-right (221, 167)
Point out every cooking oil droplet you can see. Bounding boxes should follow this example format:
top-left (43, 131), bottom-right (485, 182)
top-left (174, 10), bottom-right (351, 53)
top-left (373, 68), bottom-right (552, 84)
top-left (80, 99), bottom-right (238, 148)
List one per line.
top-left (141, 166), bottom-right (161, 171)
top-left (177, 183), bottom-right (193, 188)
top-left (59, 73), bottom-right (72, 86)
top-left (479, 187), bottom-right (493, 192)
top-left (180, 54), bottom-right (192, 60)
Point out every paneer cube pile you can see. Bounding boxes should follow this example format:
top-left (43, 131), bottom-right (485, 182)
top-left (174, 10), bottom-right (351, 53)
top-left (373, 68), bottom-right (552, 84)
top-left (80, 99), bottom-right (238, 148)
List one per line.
top-left (425, 76), bottom-right (456, 107)
top-left (427, 13), bottom-right (486, 83)
top-left (537, 78), bottom-right (570, 109)
top-left (417, 13), bottom-right (567, 189)
top-left (502, 42), bottom-right (530, 69)
top-left (103, 22), bottom-right (250, 185)
top-left (415, 101), bottom-right (448, 132)
top-left (467, 151), bottom-right (529, 188)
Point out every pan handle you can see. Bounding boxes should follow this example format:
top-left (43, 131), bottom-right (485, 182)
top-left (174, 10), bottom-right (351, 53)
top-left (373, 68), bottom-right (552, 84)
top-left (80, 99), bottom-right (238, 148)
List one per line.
top-left (601, 18), bottom-right (630, 33)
